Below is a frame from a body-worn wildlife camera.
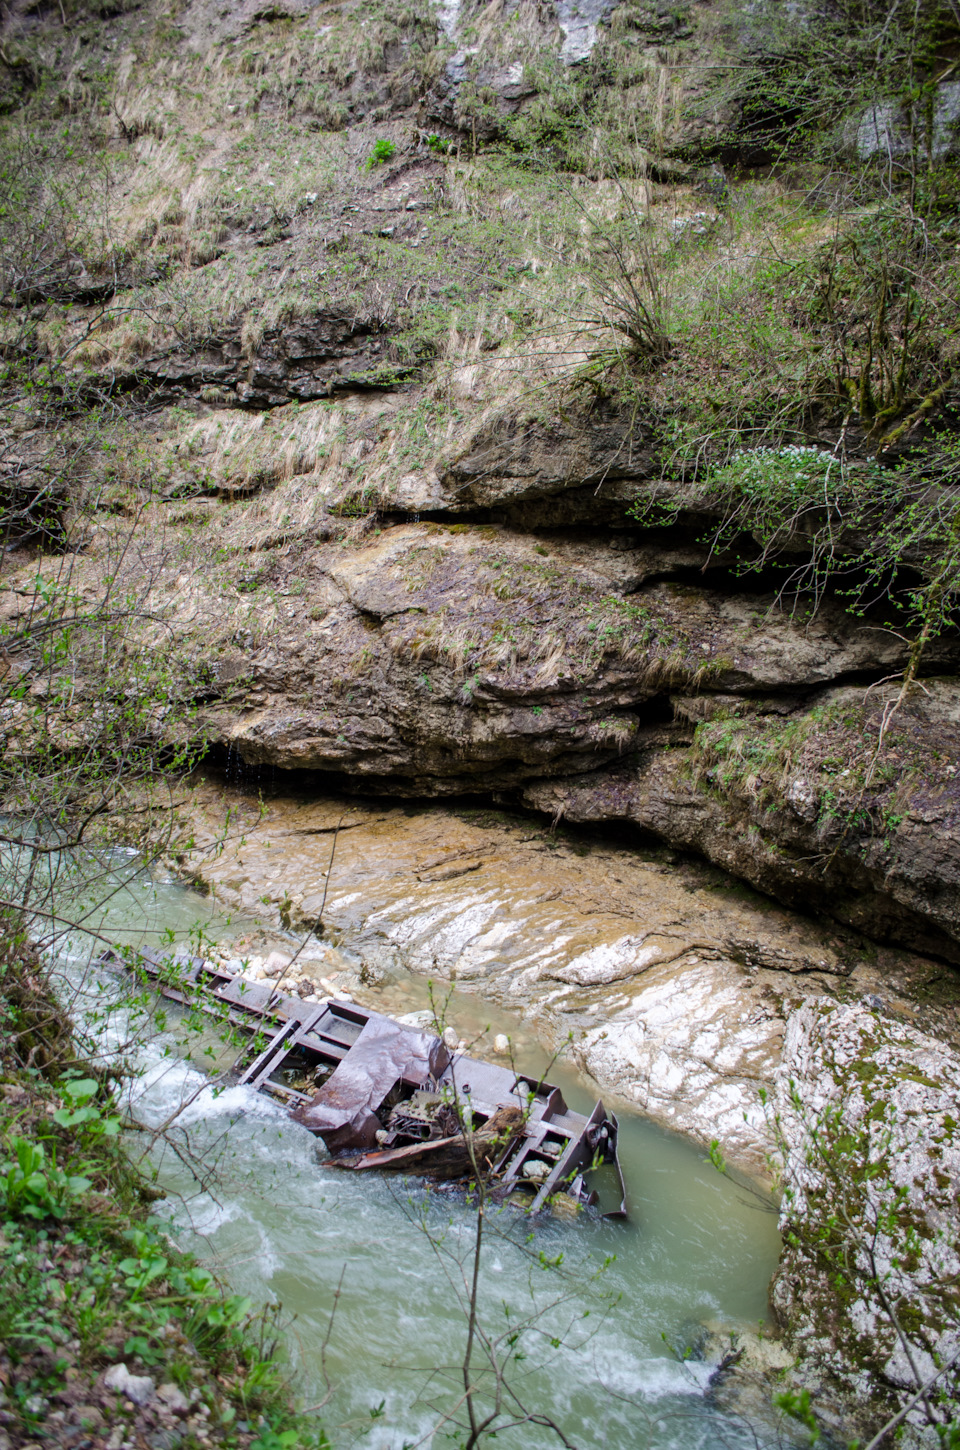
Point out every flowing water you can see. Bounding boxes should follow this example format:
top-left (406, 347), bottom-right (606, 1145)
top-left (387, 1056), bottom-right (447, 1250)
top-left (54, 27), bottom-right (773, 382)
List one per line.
top-left (46, 851), bottom-right (784, 1450)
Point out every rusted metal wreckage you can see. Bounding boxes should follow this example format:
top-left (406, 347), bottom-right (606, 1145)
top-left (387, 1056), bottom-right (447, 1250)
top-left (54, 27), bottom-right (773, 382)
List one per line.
top-left (111, 948), bottom-right (626, 1217)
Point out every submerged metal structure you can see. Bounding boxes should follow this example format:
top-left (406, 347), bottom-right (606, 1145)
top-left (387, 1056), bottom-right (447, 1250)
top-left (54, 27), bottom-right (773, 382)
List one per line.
top-left (111, 948), bottom-right (626, 1217)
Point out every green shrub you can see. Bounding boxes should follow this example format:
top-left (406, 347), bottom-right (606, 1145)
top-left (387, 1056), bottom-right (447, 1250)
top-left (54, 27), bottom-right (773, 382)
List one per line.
top-left (365, 137), bottom-right (396, 169)
top-left (635, 439), bottom-right (960, 675)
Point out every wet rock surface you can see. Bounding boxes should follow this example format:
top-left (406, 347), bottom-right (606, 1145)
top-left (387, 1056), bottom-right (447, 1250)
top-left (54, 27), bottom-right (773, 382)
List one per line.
top-left (162, 781), bottom-right (960, 1180)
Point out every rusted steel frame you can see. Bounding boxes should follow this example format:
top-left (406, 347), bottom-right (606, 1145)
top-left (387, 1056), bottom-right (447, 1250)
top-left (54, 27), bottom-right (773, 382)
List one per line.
top-left (236, 1003), bottom-right (330, 1089)
top-left (529, 1101), bottom-right (624, 1216)
top-left (103, 948), bottom-right (627, 1217)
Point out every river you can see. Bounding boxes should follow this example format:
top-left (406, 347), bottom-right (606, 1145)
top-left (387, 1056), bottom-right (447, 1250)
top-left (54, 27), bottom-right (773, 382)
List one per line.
top-left (47, 846), bottom-right (784, 1450)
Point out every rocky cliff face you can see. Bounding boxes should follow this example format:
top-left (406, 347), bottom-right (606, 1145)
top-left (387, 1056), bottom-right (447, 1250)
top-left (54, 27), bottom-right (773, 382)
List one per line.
top-left (14, 458), bottom-right (959, 963)
top-left (9, 0), bottom-right (960, 962)
top-left (2, 0), bottom-right (959, 955)
top-left (773, 999), bottom-right (960, 1439)
top-left (4, 0), bottom-right (960, 1435)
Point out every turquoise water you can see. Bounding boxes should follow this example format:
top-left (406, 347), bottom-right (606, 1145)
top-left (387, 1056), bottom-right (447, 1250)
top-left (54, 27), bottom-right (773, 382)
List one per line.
top-left (48, 853), bottom-right (784, 1450)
